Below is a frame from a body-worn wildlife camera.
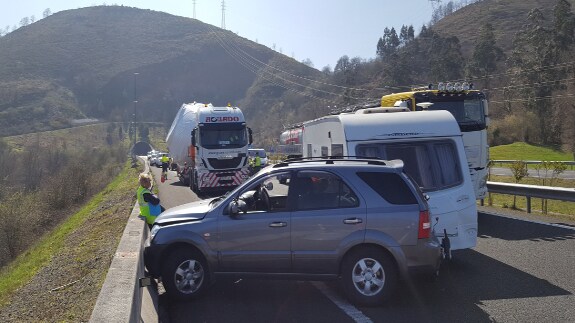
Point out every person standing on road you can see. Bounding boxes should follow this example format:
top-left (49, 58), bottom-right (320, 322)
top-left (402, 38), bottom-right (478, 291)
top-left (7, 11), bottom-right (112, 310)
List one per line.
top-left (161, 153), bottom-right (170, 180)
top-left (254, 154), bottom-right (262, 173)
top-left (137, 173), bottom-right (164, 229)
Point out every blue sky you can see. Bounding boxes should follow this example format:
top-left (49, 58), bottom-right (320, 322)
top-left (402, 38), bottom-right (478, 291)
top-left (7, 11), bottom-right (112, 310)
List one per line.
top-left (2, 1), bottom-right (434, 70)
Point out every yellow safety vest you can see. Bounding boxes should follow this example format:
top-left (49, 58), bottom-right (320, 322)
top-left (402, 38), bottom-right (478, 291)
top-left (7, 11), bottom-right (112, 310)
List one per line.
top-left (161, 155), bottom-right (169, 163)
top-left (137, 186), bottom-right (156, 225)
top-left (255, 156), bottom-right (261, 167)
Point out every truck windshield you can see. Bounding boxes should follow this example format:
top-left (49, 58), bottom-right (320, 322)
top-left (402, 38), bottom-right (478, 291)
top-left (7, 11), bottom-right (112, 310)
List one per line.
top-left (199, 123), bottom-right (247, 149)
top-left (415, 93), bottom-right (486, 132)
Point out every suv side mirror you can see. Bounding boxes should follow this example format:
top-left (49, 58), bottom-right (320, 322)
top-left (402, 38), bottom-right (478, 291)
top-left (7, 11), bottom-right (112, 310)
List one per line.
top-left (229, 199), bottom-right (247, 216)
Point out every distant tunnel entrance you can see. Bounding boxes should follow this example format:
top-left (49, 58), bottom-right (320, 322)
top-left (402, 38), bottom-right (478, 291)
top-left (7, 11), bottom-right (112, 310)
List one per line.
top-left (132, 142), bottom-right (153, 156)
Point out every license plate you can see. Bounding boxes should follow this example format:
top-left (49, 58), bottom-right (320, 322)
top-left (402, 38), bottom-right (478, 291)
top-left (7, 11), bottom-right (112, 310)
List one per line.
top-left (219, 176), bottom-right (233, 180)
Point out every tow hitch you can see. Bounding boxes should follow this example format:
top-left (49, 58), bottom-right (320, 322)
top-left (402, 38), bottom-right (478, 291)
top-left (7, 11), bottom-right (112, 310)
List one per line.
top-left (442, 229), bottom-right (451, 260)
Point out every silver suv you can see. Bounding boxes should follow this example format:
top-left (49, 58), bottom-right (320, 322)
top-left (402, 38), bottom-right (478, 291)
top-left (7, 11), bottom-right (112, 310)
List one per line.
top-left (144, 158), bottom-right (442, 306)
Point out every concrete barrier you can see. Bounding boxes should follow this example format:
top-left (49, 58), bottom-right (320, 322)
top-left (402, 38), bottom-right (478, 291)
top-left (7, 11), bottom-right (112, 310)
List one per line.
top-left (89, 159), bottom-right (152, 322)
top-left (89, 202), bottom-right (148, 322)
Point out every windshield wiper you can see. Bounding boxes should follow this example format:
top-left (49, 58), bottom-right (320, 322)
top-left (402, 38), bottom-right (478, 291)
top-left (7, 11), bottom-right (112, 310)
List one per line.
top-left (209, 191), bottom-right (232, 206)
top-left (209, 195), bottom-right (226, 206)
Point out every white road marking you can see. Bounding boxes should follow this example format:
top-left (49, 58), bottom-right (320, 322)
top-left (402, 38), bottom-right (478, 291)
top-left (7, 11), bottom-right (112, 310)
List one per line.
top-left (311, 281), bottom-right (373, 323)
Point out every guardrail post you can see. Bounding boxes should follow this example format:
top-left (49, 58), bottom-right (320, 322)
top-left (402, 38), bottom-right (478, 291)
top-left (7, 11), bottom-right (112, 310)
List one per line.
top-left (526, 195), bottom-right (531, 213)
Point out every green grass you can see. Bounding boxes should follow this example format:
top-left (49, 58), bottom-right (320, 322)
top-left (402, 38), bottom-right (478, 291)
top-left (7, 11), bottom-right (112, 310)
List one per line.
top-left (487, 142), bottom-right (575, 219)
top-left (484, 174), bottom-right (575, 220)
top-left (0, 161), bottom-right (138, 306)
top-left (490, 142), bottom-right (574, 161)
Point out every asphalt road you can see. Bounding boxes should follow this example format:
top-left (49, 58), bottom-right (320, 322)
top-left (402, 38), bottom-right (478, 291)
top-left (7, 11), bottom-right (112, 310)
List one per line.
top-left (148, 166), bottom-right (575, 323)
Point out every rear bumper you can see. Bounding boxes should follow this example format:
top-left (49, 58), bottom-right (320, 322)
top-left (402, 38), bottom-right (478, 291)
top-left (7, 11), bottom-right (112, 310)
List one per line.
top-left (403, 239), bottom-right (442, 276)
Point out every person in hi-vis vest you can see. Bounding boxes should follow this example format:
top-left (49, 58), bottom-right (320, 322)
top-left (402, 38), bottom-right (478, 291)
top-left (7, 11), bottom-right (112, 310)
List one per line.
top-left (161, 154), bottom-right (170, 179)
top-left (137, 173), bottom-right (164, 229)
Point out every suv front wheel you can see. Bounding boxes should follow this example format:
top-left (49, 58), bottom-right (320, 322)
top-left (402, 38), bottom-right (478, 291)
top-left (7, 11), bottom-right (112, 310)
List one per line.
top-left (341, 247), bottom-right (398, 307)
top-left (162, 248), bottom-right (209, 300)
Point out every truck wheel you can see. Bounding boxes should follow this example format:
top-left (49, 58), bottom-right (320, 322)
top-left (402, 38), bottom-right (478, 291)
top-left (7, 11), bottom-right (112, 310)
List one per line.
top-left (341, 247), bottom-right (398, 307)
top-left (190, 173), bottom-right (199, 192)
top-left (161, 248), bottom-right (209, 300)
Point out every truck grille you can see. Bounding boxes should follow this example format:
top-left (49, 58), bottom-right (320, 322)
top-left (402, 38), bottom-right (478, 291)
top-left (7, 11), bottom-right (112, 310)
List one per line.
top-left (207, 157), bottom-right (243, 169)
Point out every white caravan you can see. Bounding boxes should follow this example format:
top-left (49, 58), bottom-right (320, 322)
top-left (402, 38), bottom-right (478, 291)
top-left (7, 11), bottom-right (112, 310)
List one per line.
top-left (302, 108), bottom-right (477, 252)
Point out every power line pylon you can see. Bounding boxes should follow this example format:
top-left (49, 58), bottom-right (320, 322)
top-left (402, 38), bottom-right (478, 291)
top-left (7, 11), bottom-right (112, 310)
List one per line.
top-left (221, 0), bottom-right (226, 29)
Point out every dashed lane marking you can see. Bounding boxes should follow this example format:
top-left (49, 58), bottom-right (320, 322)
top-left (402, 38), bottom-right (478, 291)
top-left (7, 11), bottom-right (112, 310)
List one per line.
top-left (311, 281), bottom-right (373, 323)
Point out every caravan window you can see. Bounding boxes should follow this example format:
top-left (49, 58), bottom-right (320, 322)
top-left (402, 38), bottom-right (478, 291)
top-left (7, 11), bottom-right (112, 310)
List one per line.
top-left (356, 140), bottom-right (462, 191)
top-left (331, 144), bottom-right (344, 157)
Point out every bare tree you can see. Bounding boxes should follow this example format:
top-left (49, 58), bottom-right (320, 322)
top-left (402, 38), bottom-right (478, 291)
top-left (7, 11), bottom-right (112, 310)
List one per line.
top-left (509, 161), bottom-right (528, 209)
top-left (43, 8), bottom-right (52, 18)
top-left (19, 17), bottom-right (30, 27)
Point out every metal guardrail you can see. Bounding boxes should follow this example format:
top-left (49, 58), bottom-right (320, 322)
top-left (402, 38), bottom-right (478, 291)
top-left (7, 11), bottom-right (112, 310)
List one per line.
top-left (491, 160), bottom-right (575, 165)
top-left (486, 181), bottom-right (575, 213)
top-left (491, 160), bottom-right (575, 170)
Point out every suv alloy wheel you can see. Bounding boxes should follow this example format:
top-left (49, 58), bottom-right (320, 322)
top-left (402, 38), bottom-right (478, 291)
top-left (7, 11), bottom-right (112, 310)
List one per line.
top-left (161, 248), bottom-right (210, 300)
top-left (341, 247), bottom-right (398, 306)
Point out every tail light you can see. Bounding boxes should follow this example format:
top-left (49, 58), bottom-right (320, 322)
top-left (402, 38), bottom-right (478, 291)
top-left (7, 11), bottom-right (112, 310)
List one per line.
top-left (418, 210), bottom-right (431, 239)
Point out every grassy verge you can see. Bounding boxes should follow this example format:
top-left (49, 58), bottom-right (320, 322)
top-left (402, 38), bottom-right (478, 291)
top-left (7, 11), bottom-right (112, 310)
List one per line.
top-left (0, 161), bottom-right (140, 307)
top-left (484, 174), bottom-right (575, 221)
top-left (485, 142), bottom-right (575, 220)
top-left (490, 142), bottom-right (574, 161)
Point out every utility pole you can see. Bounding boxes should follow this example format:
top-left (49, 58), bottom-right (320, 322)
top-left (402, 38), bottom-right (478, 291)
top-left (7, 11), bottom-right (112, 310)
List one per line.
top-left (193, 0), bottom-right (196, 19)
top-left (221, 0), bottom-right (226, 29)
top-left (134, 72), bottom-right (139, 143)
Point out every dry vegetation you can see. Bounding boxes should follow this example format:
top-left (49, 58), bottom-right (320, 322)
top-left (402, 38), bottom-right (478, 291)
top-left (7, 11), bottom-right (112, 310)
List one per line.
top-left (0, 160), bottom-right (141, 321)
top-left (0, 123), bottom-right (128, 268)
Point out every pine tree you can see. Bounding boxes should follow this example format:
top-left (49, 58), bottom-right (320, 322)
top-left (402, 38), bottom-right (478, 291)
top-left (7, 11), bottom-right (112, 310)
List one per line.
top-left (553, 0), bottom-right (575, 50)
top-left (466, 23), bottom-right (504, 88)
top-left (511, 8), bottom-right (560, 145)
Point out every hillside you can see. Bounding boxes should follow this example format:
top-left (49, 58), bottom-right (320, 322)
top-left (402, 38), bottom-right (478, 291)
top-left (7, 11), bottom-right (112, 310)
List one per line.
top-left (432, 0), bottom-right (571, 57)
top-left (0, 6), bottom-right (324, 142)
top-left (1, 2), bottom-right (574, 152)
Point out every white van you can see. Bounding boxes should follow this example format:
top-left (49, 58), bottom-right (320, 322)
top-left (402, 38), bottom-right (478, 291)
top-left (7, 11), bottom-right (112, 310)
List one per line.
top-left (302, 109), bottom-right (477, 252)
top-left (248, 148), bottom-right (268, 166)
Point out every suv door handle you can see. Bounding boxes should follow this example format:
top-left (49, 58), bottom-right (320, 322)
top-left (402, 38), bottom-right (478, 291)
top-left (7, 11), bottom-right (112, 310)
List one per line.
top-left (269, 222), bottom-right (287, 227)
top-left (343, 218), bottom-right (363, 225)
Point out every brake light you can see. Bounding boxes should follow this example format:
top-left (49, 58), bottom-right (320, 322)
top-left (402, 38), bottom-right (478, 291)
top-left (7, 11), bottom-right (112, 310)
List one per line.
top-left (418, 210), bottom-right (431, 239)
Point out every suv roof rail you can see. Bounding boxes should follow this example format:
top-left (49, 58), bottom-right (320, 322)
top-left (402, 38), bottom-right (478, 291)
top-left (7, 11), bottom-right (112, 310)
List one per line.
top-left (273, 156), bottom-right (396, 168)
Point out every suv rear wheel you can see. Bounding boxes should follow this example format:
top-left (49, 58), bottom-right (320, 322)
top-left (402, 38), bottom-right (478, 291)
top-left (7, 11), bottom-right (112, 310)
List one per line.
top-left (341, 247), bottom-right (398, 306)
top-left (162, 248), bottom-right (209, 300)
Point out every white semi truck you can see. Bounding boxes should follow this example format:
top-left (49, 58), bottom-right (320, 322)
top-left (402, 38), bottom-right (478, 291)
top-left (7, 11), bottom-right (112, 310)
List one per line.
top-left (300, 108), bottom-right (477, 252)
top-left (166, 102), bottom-right (252, 193)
